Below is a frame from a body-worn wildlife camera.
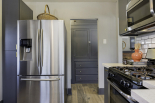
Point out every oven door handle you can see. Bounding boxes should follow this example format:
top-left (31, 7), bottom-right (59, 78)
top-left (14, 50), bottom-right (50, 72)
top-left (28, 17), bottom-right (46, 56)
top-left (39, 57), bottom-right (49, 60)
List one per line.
top-left (107, 79), bottom-right (137, 103)
top-left (150, 0), bottom-right (155, 16)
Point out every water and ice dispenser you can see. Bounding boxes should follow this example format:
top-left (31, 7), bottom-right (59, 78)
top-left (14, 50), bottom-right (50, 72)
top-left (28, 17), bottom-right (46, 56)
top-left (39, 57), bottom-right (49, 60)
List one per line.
top-left (20, 39), bottom-right (32, 61)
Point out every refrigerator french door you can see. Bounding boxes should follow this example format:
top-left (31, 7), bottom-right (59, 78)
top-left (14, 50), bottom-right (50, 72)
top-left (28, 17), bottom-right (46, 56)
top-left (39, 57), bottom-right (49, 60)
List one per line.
top-left (17, 20), bottom-right (66, 103)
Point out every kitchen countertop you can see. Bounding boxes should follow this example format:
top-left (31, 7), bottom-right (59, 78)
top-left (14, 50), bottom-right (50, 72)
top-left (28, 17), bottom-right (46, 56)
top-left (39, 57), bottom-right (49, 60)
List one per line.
top-left (131, 89), bottom-right (155, 103)
top-left (102, 63), bottom-right (146, 68)
top-left (131, 81), bottom-right (155, 103)
top-left (143, 80), bottom-right (155, 89)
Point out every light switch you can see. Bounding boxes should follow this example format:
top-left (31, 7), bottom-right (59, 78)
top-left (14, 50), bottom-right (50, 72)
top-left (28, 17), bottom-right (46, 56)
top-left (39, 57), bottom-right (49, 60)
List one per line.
top-left (103, 39), bottom-right (107, 44)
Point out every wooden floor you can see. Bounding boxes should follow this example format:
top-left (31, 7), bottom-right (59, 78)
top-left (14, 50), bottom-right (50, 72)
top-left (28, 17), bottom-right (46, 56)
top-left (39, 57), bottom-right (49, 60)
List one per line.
top-left (67, 84), bottom-right (104, 103)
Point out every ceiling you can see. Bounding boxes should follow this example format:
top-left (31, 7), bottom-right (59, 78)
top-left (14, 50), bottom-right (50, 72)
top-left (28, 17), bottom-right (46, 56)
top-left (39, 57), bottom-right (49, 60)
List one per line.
top-left (23, 0), bottom-right (117, 2)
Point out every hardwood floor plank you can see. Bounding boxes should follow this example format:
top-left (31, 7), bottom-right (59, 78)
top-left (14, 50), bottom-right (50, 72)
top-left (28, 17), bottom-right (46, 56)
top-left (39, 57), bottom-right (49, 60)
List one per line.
top-left (67, 84), bottom-right (104, 103)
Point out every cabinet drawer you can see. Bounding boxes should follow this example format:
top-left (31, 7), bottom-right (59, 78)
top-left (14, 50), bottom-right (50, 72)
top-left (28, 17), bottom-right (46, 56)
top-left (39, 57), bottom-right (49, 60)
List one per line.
top-left (75, 62), bottom-right (98, 68)
top-left (76, 75), bottom-right (98, 81)
top-left (76, 68), bottom-right (98, 75)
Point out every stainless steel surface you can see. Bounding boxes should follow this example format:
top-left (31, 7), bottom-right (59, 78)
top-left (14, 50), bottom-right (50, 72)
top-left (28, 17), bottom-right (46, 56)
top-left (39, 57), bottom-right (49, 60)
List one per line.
top-left (40, 20), bottom-right (65, 75)
top-left (127, 0), bottom-right (155, 32)
top-left (37, 29), bottom-right (40, 68)
top-left (17, 20), bottom-right (41, 75)
top-left (107, 79), bottom-right (137, 103)
top-left (17, 76), bottom-right (65, 103)
top-left (21, 78), bottom-right (60, 81)
top-left (127, 0), bottom-right (143, 12)
top-left (40, 29), bottom-right (43, 74)
top-left (17, 20), bottom-right (65, 75)
top-left (150, 0), bottom-right (155, 16)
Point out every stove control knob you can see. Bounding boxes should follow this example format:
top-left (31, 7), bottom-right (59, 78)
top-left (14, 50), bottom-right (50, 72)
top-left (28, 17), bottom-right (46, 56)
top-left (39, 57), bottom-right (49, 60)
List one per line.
top-left (120, 80), bottom-right (124, 85)
top-left (125, 82), bottom-right (131, 88)
top-left (108, 73), bottom-right (111, 76)
top-left (111, 73), bottom-right (115, 77)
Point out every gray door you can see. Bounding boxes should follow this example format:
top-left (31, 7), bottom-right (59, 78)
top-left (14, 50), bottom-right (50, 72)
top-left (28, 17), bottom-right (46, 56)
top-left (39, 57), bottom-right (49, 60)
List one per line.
top-left (73, 29), bottom-right (89, 59)
top-left (17, 76), bottom-right (65, 103)
top-left (17, 20), bottom-right (40, 75)
top-left (90, 29), bottom-right (98, 59)
top-left (71, 21), bottom-right (98, 83)
top-left (40, 20), bottom-right (65, 75)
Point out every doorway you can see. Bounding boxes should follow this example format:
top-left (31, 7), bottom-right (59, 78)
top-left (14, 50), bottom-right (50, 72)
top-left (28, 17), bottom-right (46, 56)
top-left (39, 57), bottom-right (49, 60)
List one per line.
top-left (71, 19), bottom-right (98, 84)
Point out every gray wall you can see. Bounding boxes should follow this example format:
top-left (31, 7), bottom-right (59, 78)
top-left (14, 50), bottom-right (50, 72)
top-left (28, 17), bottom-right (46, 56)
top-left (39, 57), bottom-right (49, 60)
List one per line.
top-left (0, 0), bottom-right (2, 101)
top-left (24, 1), bottom-right (118, 89)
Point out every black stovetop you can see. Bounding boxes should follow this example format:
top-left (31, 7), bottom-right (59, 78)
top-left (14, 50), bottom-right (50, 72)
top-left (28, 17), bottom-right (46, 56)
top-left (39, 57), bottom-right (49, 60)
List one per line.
top-left (109, 66), bottom-right (155, 86)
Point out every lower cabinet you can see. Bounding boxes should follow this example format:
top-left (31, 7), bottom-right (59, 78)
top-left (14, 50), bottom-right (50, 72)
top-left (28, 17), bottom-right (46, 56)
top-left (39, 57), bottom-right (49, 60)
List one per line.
top-left (73, 61), bottom-right (98, 83)
top-left (104, 67), bottom-right (109, 103)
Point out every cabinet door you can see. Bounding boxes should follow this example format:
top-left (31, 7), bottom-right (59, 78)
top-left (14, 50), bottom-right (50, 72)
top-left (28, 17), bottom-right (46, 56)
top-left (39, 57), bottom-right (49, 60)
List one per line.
top-left (90, 29), bottom-right (98, 59)
top-left (72, 29), bottom-right (89, 59)
top-left (104, 67), bottom-right (109, 103)
top-left (3, 51), bottom-right (17, 103)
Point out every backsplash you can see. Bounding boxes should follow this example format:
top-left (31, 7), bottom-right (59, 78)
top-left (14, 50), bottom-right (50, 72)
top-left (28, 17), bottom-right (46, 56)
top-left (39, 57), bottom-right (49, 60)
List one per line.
top-left (136, 33), bottom-right (155, 59)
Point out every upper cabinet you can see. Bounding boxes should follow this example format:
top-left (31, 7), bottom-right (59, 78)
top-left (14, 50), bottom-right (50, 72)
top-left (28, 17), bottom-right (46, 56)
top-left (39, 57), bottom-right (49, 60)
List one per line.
top-left (118, 0), bottom-right (128, 35)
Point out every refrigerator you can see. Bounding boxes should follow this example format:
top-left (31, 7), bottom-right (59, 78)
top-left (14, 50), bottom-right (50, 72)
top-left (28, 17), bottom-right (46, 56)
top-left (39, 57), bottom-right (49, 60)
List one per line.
top-left (17, 20), bottom-right (67, 103)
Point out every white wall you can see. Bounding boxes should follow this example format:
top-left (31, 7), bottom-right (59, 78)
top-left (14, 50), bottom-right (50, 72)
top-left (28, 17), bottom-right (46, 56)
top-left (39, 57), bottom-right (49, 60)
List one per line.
top-left (25, 1), bottom-right (118, 89)
top-left (0, 0), bottom-right (2, 101)
top-left (136, 33), bottom-right (155, 59)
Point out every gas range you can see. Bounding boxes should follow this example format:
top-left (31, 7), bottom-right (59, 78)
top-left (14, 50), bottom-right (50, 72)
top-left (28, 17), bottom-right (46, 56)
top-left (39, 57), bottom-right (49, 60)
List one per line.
top-left (109, 66), bottom-right (155, 85)
top-left (107, 66), bottom-right (154, 103)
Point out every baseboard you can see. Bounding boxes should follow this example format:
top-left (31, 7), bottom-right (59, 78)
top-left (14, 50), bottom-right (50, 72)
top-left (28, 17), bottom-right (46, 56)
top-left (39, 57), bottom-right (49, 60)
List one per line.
top-left (0, 100), bottom-right (3, 103)
top-left (67, 88), bottom-right (72, 95)
top-left (98, 87), bottom-right (104, 95)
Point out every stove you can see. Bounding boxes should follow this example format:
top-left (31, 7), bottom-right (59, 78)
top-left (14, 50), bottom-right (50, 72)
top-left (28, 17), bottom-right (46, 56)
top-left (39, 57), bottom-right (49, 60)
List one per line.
top-left (107, 66), bottom-right (155, 103)
top-left (110, 66), bottom-right (155, 82)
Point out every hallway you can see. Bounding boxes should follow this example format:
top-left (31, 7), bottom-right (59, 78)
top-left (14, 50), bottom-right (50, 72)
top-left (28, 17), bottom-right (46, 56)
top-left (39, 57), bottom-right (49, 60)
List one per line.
top-left (67, 84), bottom-right (104, 103)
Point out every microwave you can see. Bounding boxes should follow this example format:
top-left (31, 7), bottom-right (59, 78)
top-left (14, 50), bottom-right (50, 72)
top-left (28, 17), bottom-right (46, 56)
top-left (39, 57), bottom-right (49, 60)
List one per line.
top-left (127, 0), bottom-right (155, 32)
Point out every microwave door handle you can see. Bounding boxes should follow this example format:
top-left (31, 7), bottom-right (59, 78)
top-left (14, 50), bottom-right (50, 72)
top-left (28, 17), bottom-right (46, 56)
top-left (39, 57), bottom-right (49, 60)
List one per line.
top-left (21, 78), bottom-right (60, 81)
top-left (150, 0), bottom-right (155, 16)
top-left (107, 79), bottom-right (137, 103)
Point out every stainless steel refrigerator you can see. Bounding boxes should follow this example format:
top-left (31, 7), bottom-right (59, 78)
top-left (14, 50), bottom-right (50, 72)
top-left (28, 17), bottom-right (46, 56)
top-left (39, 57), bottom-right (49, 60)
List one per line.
top-left (17, 20), bottom-right (67, 103)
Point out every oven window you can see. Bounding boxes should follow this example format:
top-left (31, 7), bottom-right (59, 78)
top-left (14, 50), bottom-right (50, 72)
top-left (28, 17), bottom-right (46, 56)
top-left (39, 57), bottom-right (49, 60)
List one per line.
top-left (110, 85), bottom-right (130, 103)
top-left (127, 0), bottom-right (152, 27)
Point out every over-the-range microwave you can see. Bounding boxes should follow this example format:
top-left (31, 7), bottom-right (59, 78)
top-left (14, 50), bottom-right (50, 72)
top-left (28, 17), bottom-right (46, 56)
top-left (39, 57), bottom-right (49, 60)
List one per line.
top-left (121, 0), bottom-right (155, 36)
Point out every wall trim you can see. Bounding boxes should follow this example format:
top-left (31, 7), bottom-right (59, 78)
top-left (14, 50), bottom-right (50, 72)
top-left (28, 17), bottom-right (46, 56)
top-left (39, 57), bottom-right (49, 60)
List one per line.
top-left (0, 100), bottom-right (3, 103)
top-left (67, 88), bottom-right (72, 95)
top-left (98, 87), bottom-right (104, 95)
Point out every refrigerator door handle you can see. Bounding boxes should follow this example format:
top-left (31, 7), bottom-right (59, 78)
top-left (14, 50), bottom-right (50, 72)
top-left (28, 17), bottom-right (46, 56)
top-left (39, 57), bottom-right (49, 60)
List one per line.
top-left (21, 78), bottom-right (60, 81)
top-left (37, 29), bottom-right (40, 68)
top-left (41, 29), bottom-right (43, 68)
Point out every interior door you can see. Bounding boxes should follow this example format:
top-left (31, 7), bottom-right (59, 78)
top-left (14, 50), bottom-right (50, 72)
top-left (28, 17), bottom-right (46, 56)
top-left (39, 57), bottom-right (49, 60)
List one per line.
top-left (73, 29), bottom-right (89, 59)
top-left (17, 76), bottom-right (65, 103)
top-left (17, 20), bottom-right (40, 75)
top-left (40, 20), bottom-right (65, 75)
top-left (90, 29), bottom-right (98, 59)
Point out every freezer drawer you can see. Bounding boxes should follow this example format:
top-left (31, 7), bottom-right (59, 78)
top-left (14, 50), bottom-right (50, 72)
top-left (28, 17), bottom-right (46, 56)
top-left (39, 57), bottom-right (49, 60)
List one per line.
top-left (17, 76), bottom-right (65, 103)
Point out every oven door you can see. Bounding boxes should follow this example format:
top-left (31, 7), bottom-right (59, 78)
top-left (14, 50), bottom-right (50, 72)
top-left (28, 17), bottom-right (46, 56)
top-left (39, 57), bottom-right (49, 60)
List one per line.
top-left (127, 0), bottom-right (155, 31)
top-left (107, 79), bottom-right (138, 103)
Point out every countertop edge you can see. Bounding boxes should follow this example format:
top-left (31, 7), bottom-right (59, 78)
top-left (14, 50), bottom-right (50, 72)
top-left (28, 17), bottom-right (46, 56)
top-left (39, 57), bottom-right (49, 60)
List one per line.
top-left (131, 90), bottom-right (149, 103)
